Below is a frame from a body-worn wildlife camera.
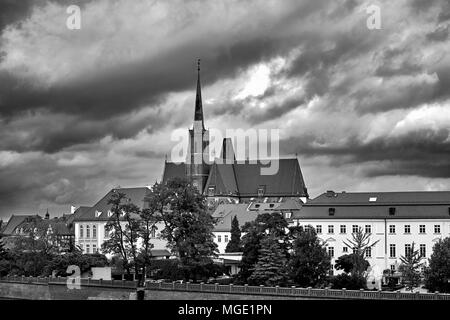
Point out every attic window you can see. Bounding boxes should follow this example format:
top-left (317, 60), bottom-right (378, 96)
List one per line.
top-left (208, 186), bottom-right (215, 196)
top-left (389, 207), bottom-right (396, 216)
top-left (285, 212), bottom-right (292, 219)
top-left (369, 197), bottom-right (377, 202)
top-left (255, 204), bottom-right (260, 208)
top-left (95, 210), bottom-right (102, 218)
top-left (107, 210), bottom-right (113, 217)
top-left (269, 203), bottom-right (275, 208)
top-left (257, 186), bottom-right (265, 197)
top-left (328, 208), bottom-right (335, 216)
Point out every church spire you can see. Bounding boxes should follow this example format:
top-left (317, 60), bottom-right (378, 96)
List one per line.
top-left (194, 59), bottom-right (204, 129)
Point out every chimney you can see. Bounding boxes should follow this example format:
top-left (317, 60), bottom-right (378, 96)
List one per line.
top-left (326, 190), bottom-right (336, 197)
top-left (45, 209), bottom-right (50, 220)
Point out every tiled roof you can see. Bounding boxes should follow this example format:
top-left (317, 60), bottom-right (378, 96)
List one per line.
top-left (292, 191), bottom-right (450, 220)
top-left (308, 191), bottom-right (450, 205)
top-left (212, 203), bottom-right (266, 232)
top-left (2, 215), bottom-right (40, 235)
top-left (73, 187), bottom-right (150, 222)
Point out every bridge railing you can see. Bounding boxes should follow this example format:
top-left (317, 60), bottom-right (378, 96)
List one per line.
top-left (0, 275), bottom-right (138, 288)
top-left (145, 281), bottom-right (450, 300)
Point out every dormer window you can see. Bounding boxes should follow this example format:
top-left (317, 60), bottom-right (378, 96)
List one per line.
top-left (269, 203), bottom-right (275, 208)
top-left (329, 208), bottom-right (335, 216)
top-left (257, 186), bottom-right (265, 197)
top-left (95, 210), bottom-right (102, 218)
top-left (107, 210), bottom-right (113, 217)
top-left (389, 207), bottom-right (396, 216)
top-left (121, 209), bottom-right (126, 217)
top-left (208, 186), bottom-right (215, 196)
top-left (285, 212), bottom-right (292, 219)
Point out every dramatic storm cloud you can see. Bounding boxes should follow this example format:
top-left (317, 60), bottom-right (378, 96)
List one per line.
top-left (0, 0), bottom-right (449, 218)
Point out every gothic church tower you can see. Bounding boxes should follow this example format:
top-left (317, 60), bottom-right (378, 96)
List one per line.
top-left (186, 60), bottom-right (210, 192)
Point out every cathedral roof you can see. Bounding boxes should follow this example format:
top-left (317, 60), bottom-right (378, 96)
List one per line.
top-left (203, 158), bottom-right (308, 198)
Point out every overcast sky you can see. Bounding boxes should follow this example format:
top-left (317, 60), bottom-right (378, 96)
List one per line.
top-left (0, 0), bottom-right (449, 219)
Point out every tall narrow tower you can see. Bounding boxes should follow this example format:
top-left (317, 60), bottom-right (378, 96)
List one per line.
top-left (186, 59), bottom-right (210, 192)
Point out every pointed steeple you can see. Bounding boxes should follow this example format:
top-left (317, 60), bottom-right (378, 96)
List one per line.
top-left (194, 59), bottom-right (204, 129)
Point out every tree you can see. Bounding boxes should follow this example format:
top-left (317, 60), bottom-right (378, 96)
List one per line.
top-left (225, 216), bottom-right (242, 253)
top-left (0, 232), bottom-right (9, 277)
top-left (425, 237), bottom-right (450, 293)
top-left (343, 227), bottom-right (379, 278)
top-left (238, 212), bottom-right (290, 282)
top-left (335, 254), bottom-right (369, 274)
top-left (157, 178), bottom-right (218, 281)
top-left (101, 191), bottom-right (141, 276)
top-left (289, 226), bottom-right (331, 287)
top-left (139, 184), bottom-right (164, 282)
top-left (247, 235), bottom-right (289, 286)
top-left (399, 242), bottom-right (424, 291)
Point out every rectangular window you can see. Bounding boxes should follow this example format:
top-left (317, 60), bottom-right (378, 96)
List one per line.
top-left (208, 186), bottom-right (215, 196)
top-left (93, 244), bottom-right (97, 253)
top-left (224, 235), bottom-right (229, 243)
top-left (343, 247), bottom-right (348, 253)
top-left (79, 225), bottom-right (84, 238)
top-left (352, 225), bottom-right (358, 234)
top-left (328, 225), bottom-right (334, 234)
top-left (420, 244), bottom-right (426, 257)
top-left (366, 247), bottom-right (372, 258)
top-left (405, 244), bottom-right (412, 257)
top-left (365, 225), bottom-right (371, 234)
top-left (419, 225), bottom-right (425, 234)
top-left (86, 244), bottom-right (90, 254)
top-left (389, 207), bottom-right (396, 216)
top-left (328, 247), bottom-right (334, 258)
top-left (316, 225), bottom-right (322, 234)
top-left (390, 264), bottom-right (396, 272)
top-left (217, 235), bottom-right (221, 243)
top-left (404, 225), bottom-right (411, 234)
top-left (389, 225), bottom-right (395, 234)
top-left (93, 225), bottom-right (97, 238)
top-left (340, 225), bottom-right (346, 234)
top-left (434, 225), bottom-right (440, 234)
top-left (390, 244), bottom-right (396, 258)
top-left (86, 225), bottom-right (90, 239)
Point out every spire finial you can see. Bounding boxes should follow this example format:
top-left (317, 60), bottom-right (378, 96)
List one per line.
top-left (197, 58), bottom-right (200, 72)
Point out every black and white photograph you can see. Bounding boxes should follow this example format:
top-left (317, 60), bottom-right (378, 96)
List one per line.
top-left (0, 0), bottom-right (449, 312)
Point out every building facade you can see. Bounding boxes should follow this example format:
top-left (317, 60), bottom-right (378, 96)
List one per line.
top-left (290, 191), bottom-right (450, 274)
top-left (73, 187), bottom-right (168, 256)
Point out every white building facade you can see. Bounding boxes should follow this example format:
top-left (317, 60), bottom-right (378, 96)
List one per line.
top-left (73, 187), bottom-right (169, 257)
top-left (290, 191), bottom-right (450, 273)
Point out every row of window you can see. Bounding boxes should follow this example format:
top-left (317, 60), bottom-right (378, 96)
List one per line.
top-left (79, 224), bottom-right (158, 239)
top-left (80, 243), bottom-right (98, 254)
top-left (327, 247), bottom-right (372, 258)
top-left (216, 235), bottom-right (229, 243)
top-left (389, 224), bottom-right (440, 234)
top-left (389, 244), bottom-right (427, 258)
top-left (314, 224), bottom-right (372, 235)
top-left (79, 224), bottom-right (97, 239)
top-left (327, 244), bottom-right (428, 259)
top-left (312, 224), bottom-right (442, 235)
